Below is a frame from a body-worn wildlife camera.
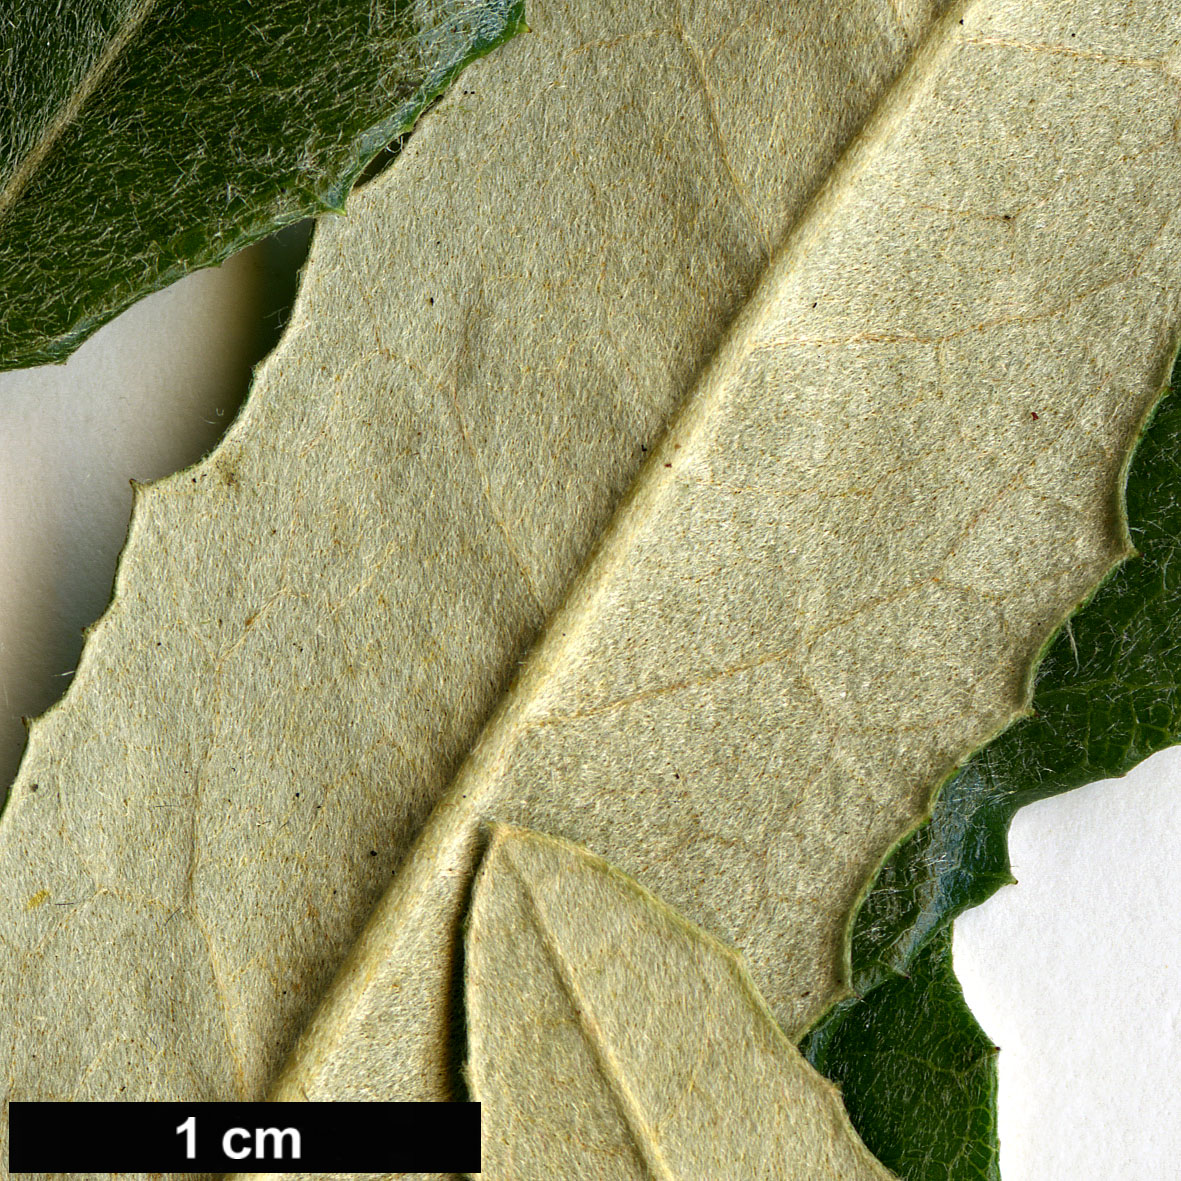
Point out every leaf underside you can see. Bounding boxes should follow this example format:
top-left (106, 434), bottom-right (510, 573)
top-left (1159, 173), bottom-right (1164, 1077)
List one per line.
top-left (262, 4), bottom-right (1181, 1144)
top-left (3, 2), bottom-right (1181, 1178)
top-left (804, 355), bottom-right (1181, 1177)
top-left (466, 825), bottom-right (896, 1181)
top-left (0, 0), bottom-right (523, 371)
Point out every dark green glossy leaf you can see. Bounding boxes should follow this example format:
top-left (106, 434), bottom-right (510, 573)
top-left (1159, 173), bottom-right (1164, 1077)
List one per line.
top-left (0, 0), bottom-right (523, 370)
top-left (805, 929), bottom-right (999, 1181)
top-left (804, 354), bottom-right (1181, 1177)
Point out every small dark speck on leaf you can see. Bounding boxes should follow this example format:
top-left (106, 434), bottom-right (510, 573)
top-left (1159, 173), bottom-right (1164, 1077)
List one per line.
top-left (29, 783), bottom-right (37, 792)
top-left (369, 850), bottom-right (378, 856)
top-left (1031, 411), bottom-right (1039, 420)
top-left (428, 297), bottom-right (434, 304)
top-left (664, 462), bottom-right (672, 468)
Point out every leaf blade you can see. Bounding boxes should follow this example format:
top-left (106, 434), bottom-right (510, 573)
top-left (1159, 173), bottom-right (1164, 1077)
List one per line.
top-left (1, 0), bottom-right (945, 1134)
top-left (0, 4), bottom-right (1176, 1176)
top-left (467, 824), bottom-right (897, 1180)
top-left (805, 928), bottom-right (1000, 1181)
top-left (803, 354), bottom-right (1181, 1178)
top-left (0, 0), bottom-right (523, 370)
top-left (265, 0), bottom-right (1181, 1115)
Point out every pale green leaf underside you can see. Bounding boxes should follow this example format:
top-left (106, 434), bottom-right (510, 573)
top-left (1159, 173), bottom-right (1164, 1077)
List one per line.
top-left (467, 825), bottom-right (896, 1180)
top-left (1, 0), bottom-right (948, 1139)
top-left (1, 3), bottom-right (1179, 1180)
top-left (265, 0), bottom-right (1181, 1118)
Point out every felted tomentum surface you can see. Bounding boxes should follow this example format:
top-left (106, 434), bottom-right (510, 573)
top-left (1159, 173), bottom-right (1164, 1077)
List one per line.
top-left (466, 826), bottom-right (899, 1181)
top-left (3, 1), bottom-right (1181, 1178)
top-left (804, 361), bottom-right (1181, 1178)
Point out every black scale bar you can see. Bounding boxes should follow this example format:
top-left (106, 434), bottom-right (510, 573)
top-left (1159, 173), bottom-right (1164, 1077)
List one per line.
top-left (8, 1101), bottom-right (480, 1173)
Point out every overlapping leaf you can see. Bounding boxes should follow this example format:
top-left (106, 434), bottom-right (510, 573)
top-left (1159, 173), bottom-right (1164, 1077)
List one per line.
top-left (467, 825), bottom-right (895, 1180)
top-left (0, 0), bottom-right (522, 370)
top-left (3, 2), bottom-right (1181, 1178)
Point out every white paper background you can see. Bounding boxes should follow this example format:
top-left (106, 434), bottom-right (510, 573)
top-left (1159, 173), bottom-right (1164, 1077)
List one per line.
top-left (956, 750), bottom-right (1181, 1179)
top-left (0, 240), bottom-right (1177, 1180)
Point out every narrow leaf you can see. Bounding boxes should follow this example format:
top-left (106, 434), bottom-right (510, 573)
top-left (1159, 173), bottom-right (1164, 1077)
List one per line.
top-left (0, 0), bottom-right (522, 370)
top-left (467, 824), bottom-right (896, 1181)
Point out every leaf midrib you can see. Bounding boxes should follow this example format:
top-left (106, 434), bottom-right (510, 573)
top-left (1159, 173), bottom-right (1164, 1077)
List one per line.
top-left (261, 0), bottom-right (976, 1099)
top-left (0, 0), bottom-right (163, 225)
